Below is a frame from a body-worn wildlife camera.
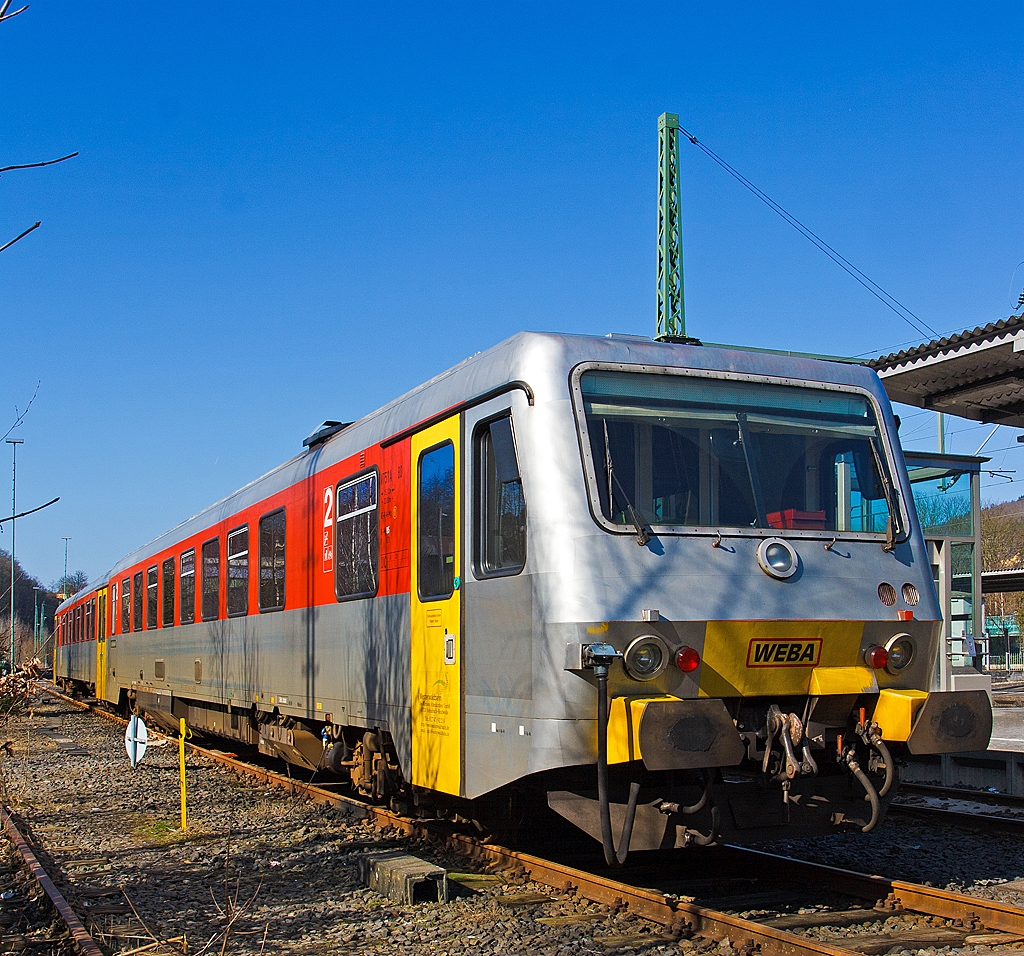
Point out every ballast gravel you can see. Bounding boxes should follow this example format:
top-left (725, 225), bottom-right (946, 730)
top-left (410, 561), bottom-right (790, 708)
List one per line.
top-left (8, 691), bottom-right (1024, 956)
top-left (3, 694), bottom-right (685, 955)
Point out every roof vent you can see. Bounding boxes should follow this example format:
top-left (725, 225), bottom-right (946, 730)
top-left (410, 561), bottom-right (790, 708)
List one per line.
top-left (303, 420), bottom-right (352, 449)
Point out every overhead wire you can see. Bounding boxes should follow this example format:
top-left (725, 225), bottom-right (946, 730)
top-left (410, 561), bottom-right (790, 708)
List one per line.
top-left (677, 124), bottom-right (940, 341)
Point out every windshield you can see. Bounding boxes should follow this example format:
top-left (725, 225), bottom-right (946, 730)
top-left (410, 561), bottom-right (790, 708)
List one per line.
top-left (577, 369), bottom-right (901, 535)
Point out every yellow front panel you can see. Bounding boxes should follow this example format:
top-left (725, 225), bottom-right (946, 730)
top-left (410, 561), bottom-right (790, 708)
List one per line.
top-left (410, 416), bottom-right (462, 795)
top-left (699, 620), bottom-right (866, 698)
top-left (873, 688), bottom-right (928, 741)
top-left (608, 695), bottom-right (679, 764)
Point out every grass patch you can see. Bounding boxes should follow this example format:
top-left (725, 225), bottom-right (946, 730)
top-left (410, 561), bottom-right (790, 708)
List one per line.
top-left (130, 816), bottom-right (182, 844)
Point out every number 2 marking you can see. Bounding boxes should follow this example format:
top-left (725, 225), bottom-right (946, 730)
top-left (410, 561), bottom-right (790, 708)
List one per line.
top-left (323, 486), bottom-right (334, 527)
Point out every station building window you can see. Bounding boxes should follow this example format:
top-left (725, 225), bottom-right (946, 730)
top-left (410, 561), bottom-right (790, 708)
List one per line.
top-left (121, 578), bottom-right (130, 634)
top-left (336, 472), bottom-right (378, 601)
top-left (202, 538), bottom-right (220, 621)
top-left (162, 557), bottom-right (175, 627)
top-left (180, 549), bottom-right (195, 624)
top-left (259, 509), bottom-right (286, 611)
top-left (227, 526), bottom-right (249, 617)
top-left (474, 414), bottom-right (527, 577)
top-left (133, 571), bottom-right (143, 631)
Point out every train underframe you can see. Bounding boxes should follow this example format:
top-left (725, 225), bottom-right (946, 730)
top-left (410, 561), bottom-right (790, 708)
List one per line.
top-left (56, 674), bottom-right (989, 850)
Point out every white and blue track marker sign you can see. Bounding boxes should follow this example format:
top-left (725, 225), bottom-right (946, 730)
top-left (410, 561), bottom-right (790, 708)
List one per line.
top-left (125, 715), bottom-right (149, 768)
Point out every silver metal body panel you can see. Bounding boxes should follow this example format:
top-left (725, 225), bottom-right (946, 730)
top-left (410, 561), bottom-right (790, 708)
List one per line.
top-left (57, 332), bottom-right (942, 800)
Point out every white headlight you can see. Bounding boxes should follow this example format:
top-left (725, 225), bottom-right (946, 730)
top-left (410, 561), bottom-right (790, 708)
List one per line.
top-left (757, 537), bottom-right (798, 580)
top-left (623, 634), bottom-right (670, 681)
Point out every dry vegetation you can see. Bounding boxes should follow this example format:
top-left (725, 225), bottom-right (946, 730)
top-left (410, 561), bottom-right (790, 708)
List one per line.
top-left (982, 498), bottom-right (1024, 639)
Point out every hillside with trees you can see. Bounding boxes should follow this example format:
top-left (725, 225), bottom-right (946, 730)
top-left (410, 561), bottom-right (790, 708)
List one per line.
top-left (982, 498), bottom-right (1024, 638)
top-left (0, 549), bottom-right (88, 665)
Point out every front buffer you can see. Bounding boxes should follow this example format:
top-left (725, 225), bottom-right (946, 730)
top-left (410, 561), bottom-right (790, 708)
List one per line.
top-left (549, 643), bottom-right (992, 856)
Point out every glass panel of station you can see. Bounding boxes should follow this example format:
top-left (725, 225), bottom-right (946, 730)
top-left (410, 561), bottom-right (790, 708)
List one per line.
top-left (904, 450), bottom-right (985, 690)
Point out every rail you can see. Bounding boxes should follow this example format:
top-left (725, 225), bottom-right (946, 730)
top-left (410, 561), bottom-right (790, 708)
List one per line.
top-left (0, 806), bottom-right (105, 956)
top-left (35, 683), bottom-right (1024, 955)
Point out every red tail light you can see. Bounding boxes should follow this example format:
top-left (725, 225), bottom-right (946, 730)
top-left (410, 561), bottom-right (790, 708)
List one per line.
top-left (676, 646), bottom-right (701, 672)
top-left (865, 645), bottom-right (889, 669)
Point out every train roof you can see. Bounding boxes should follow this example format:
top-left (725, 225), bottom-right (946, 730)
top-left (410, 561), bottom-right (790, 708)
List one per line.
top-left (58, 330), bottom-right (887, 611)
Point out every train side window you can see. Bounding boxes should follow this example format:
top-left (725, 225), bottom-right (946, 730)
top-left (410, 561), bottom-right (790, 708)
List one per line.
top-left (98, 593), bottom-right (106, 641)
top-left (146, 566), bottom-right (158, 629)
top-left (121, 578), bottom-right (130, 633)
top-left (335, 472), bottom-right (378, 601)
top-left (202, 538), bottom-right (220, 621)
top-left (86, 599), bottom-right (94, 641)
top-left (259, 509), bottom-right (286, 611)
top-left (133, 571), bottom-right (143, 631)
top-left (73, 605), bottom-right (79, 642)
top-left (180, 549), bottom-right (196, 624)
top-left (162, 557), bottom-right (175, 627)
top-left (227, 526), bottom-right (249, 617)
top-left (418, 443), bottom-right (455, 600)
top-left (474, 414), bottom-right (527, 577)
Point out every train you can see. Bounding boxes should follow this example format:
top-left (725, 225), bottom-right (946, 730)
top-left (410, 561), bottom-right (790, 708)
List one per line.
top-left (55, 330), bottom-right (992, 862)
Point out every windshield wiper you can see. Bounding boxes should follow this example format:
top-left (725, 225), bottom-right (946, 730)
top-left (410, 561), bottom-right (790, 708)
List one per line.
top-left (869, 437), bottom-right (903, 552)
top-left (603, 420), bottom-right (651, 547)
top-left (735, 412), bottom-right (768, 528)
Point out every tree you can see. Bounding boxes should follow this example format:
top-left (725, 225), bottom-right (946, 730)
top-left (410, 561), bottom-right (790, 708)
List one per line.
top-left (1, 0), bottom-right (77, 257)
top-left (981, 497), bottom-right (1024, 651)
top-left (0, 548), bottom-right (59, 647)
top-left (53, 570), bottom-right (89, 598)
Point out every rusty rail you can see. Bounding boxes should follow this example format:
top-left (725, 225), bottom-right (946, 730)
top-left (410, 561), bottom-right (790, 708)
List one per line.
top-left (35, 682), bottom-right (1024, 954)
top-left (0, 806), bottom-right (104, 956)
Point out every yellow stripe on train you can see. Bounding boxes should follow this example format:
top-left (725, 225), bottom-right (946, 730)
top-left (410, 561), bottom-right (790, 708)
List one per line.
top-left (698, 620), bottom-right (867, 698)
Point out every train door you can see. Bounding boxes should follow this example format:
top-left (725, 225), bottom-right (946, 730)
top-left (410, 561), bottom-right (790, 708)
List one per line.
top-left (96, 587), bottom-right (108, 701)
top-left (410, 415), bottom-right (463, 795)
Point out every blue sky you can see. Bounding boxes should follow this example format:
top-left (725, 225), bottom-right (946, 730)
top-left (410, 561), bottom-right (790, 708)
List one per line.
top-left (3, 3), bottom-right (1023, 585)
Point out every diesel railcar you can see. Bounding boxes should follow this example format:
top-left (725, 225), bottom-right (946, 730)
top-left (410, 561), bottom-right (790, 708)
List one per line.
top-left (56, 331), bottom-right (992, 860)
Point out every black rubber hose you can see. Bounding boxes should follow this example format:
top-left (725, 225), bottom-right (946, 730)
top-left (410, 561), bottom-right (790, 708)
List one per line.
top-left (848, 758), bottom-right (881, 832)
top-left (875, 737), bottom-right (895, 798)
top-left (596, 669), bottom-right (616, 867)
top-left (687, 804), bottom-right (721, 846)
top-left (595, 669), bottom-right (640, 866)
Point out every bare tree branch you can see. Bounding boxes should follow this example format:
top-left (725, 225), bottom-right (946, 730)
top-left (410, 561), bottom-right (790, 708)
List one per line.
top-left (0, 0), bottom-right (29, 24)
top-left (0, 152), bottom-right (78, 175)
top-left (0, 221), bottom-right (40, 254)
top-left (0, 382), bottom-right (39, 444)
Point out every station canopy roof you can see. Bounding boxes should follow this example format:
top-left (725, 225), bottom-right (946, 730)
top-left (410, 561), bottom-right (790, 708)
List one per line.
top-left (866, 314), bottom-right (1024, 427)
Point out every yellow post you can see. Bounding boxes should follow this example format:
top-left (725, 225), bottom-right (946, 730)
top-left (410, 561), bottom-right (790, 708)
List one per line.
top-left (179, 717), bottom-right (187, 831)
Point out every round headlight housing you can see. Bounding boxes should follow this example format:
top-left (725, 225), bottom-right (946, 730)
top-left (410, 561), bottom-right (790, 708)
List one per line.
top-left (623, 634), bottom-right (670, 681)
top-left (757, 537), bottom-right (798, 580)
top-left (885, 633), bottom-right (915, 673)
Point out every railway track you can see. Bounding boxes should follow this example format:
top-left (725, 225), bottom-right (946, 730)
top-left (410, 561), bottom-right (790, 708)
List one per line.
top-left (889, 782), bottom-right (1024, 834)
top-left (23, 683), bottom-right (1024, 956)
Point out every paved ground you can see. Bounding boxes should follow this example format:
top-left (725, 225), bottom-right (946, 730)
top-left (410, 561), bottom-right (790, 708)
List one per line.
top-left (989, 704), bottom-right (1024, 752)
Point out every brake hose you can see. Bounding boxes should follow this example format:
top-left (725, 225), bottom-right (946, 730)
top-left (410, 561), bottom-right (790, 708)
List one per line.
top-left (595, 666), bottom-right (640, 867)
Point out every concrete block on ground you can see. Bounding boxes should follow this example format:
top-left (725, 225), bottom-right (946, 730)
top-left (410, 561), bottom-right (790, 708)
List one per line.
top-left (359, 851), bottom-right (448, 904)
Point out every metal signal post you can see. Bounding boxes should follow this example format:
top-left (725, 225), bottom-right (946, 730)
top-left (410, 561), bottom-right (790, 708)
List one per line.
top-left (656, 112), bottom-right (694, 343)
top-left (7, 439), bottom-right (23, 669)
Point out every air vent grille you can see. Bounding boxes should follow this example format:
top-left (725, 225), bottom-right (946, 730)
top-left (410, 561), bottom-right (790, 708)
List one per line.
top-left (902, 583), bottom-right (920, 606)
top-left (877, 583), bottom-right (897, 606)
